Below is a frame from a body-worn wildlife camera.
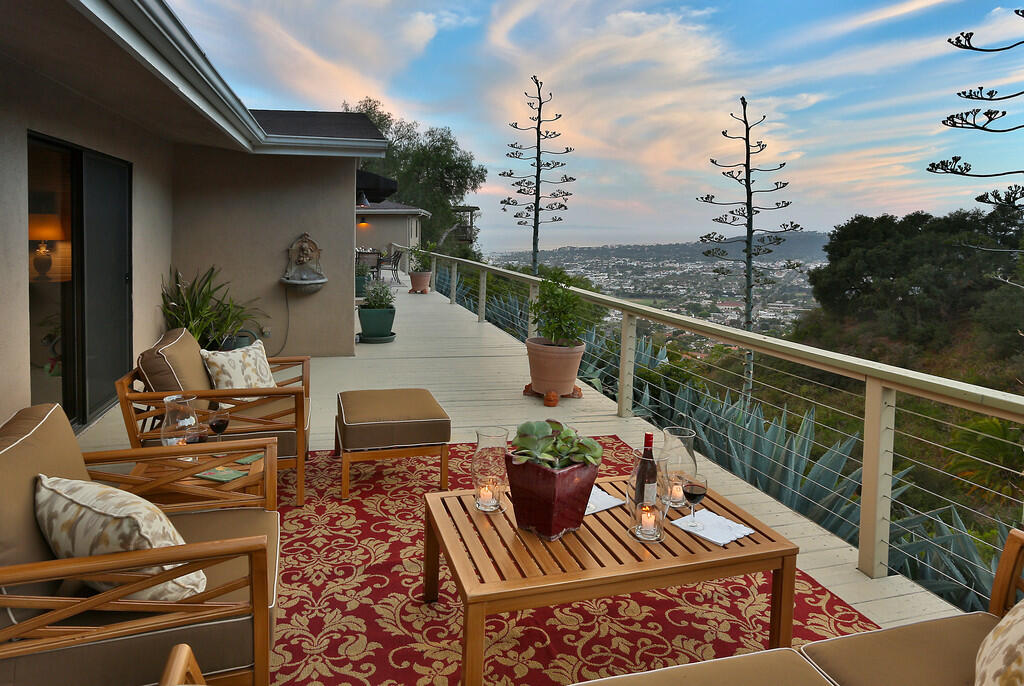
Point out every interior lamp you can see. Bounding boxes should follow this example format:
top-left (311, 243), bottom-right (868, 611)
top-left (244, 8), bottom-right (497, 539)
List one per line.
top-left (356, 191), bottom-right (370, 207)
top-left (28, 213), bottom-right (65, 280)
top-left (358, 216), bottom-right (369, 228)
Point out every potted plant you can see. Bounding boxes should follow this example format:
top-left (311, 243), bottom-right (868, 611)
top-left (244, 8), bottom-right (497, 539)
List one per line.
top-left (161, 267), bottom-right (264, 350)
top-left (355, 263), bottom-right (371, 297)
top-left (505, 419), bottom-right (604, 540)
top-left (525, 276), bottom-right (586, 405)
top-left (408, 242), bottom-right (434, 294)
top-left (358, 280), bottom-right (396, 342)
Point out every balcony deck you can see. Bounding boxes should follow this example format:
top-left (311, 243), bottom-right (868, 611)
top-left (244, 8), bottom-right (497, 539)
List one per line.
top-left (79, 285), bottom-right (962, 628)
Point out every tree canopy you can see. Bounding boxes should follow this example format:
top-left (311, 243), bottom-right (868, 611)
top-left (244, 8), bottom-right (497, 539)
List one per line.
top-left (344, 97), bottom-right (486, 257)
top-left (808, 210), bottom-right (1019, 346)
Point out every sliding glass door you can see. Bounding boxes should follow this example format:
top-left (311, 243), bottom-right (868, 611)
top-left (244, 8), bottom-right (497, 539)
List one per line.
top-left (28, 136), bottom-right (132, 427)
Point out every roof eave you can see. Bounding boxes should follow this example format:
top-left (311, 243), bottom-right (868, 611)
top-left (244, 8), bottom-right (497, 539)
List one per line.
top-left (70, 0), bottom-right (385, 158)
top-left (358, 207), bottom-right (432, 218)
top-left (256, 135), bottom-right (387, 158)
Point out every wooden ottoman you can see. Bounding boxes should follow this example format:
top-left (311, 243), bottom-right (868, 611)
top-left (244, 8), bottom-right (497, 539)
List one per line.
top-left (335, 388), bottom-right (451, 499)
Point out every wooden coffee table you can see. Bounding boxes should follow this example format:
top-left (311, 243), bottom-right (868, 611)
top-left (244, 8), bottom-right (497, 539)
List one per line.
top-left (423, 475), bottom-right (798, 686)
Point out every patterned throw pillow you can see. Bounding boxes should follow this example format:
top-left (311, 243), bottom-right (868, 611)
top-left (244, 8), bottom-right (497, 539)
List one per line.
top-left (975, 598), bottom-right (1024, 686)
top-left (35, 475), bottom-right (206, 600)
top-left (200, 340), bottom-right (277, 390)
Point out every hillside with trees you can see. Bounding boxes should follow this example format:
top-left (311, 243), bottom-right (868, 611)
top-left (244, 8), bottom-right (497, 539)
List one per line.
top-left (793, 207), bottom-right (1024, 392)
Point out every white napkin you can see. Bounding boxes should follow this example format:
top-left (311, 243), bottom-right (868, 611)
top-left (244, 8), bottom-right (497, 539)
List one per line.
top-left (585, 486), bottom-right (625, 515)
top-left (670, 508), bottom-right (755, 546)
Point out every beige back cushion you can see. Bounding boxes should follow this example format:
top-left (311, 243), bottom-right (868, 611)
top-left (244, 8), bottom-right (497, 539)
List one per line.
top-left (138, 328), bottom-right (212, 409)
top-left (975, 598), bottom-right (1024, 686)
top-left (0, 404), bottom-right (90, 625)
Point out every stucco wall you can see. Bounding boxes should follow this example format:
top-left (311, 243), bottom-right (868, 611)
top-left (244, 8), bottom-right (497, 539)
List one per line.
top-left (172, 147), bottom-right (355, 357)
top-left (357, 214), bottom-right (419, 252)
top-left (0, 54), bottom-right (173, 422)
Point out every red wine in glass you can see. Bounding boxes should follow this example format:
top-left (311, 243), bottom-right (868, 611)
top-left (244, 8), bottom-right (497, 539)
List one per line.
top-left (683, 484), bottom-right (707, 506)
top-left (209, 417), bottom-right (229, 435)
top-left (679, 475), bottom-right (707, 530)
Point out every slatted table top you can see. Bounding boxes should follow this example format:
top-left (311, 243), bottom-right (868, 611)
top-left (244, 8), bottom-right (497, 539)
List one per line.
top-left (424, 475), bottom-right (799, 604)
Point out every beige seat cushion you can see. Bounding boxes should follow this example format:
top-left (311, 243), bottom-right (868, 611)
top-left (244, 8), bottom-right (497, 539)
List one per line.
top-left (0, 404), bottom-right (90, 626)
top-left (571, 648), bottom-right (832, 685)
top-left (975, 599), bottom-right (1024, 686)
top-left (229, 395), bottom-right (310, 458)
top-left (337, 388), bottom-right (450, 451)
top-left (801, 612), bottom-right (999, 686)
top-left (35, 475), bottom-right (206, 600)
top-left (138, 328), bottom-right (212, 409)
top-left (169, 507), bottom-right (279, 608)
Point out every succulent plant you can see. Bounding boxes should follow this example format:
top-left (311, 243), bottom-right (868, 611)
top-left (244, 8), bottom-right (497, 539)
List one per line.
top-left (510, 419), bottom-right (603, 469)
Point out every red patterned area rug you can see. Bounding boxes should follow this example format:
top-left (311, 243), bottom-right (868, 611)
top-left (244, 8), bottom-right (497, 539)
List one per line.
top-left (272, 437), bottom-right (877, 686)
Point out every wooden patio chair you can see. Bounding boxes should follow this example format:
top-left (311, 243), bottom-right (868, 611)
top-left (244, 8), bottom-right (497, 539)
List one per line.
top-left (0, 403), bottom-right (279, 686)
top-left (160, 644), bottom-right (207, 685)
top-left (115, 328), bottom-right (310, 505)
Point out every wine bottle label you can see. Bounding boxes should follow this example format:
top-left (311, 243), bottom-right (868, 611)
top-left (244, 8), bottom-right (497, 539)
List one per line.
top-left (643, 483), bottom-right (657, 503)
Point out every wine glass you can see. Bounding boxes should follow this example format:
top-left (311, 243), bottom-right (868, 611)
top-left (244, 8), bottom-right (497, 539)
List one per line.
top-left (678, 474), bottom-right (708, 531)
top-left (662, 426), bottom-right (697, 508)
top-left (208, 410), bottom-right (230, 453)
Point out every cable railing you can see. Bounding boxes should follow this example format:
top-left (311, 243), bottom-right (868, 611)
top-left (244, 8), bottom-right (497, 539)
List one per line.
top-left (394, 244), bottom-right (1024, 611)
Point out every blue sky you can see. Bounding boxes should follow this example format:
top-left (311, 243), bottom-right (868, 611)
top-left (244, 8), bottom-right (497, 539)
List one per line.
top-left (167, 1), bottom-right (1024, 253)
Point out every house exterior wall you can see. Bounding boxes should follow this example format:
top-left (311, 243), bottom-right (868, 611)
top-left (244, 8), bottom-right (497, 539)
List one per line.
top-left (0, 53), bottom-right (174, 421)
top-left (172, 146), bottom-right (356, 357)
top-left (357, 214), bottom-right (421, 252)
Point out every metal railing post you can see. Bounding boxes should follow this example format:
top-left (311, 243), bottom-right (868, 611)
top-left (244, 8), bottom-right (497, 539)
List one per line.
top-left (617, 313), bottom-right (637, 418)
top-left (527, 283), bottom-right (540, 339)
top-left (450, 262), bottom-right (458, 304)
top-left (429, 256), bottom-right (437, 290)
top-left (859, 377), bottom-right (896, 579)
top-left (477, 271), bottom-right (487, 322)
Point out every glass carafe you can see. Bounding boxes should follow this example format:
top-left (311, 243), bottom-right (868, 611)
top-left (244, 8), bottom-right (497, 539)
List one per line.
top-left (662, 426), bottom-right (698, 508)
top-left (472, 427), bottom-right (509, 513)
top-left (161, 394), bottom-right (199, 447)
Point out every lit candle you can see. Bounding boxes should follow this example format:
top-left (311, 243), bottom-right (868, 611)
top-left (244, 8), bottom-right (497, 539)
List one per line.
top-left (671, 483), bottom-right (685, 502)
top-left (640, 505), bottom-right (657, 533)
top-left (479, 484), bottom-right (496, 506)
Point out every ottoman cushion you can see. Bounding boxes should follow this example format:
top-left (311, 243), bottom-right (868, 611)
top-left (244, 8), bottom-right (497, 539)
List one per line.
top-left (338, 389), bottom-right (450, 451)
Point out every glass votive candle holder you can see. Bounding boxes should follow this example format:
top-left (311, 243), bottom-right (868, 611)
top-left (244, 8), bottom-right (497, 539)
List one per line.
top-left (666, 474), bottom-right (687, 508)
top-left (630, 499), bottom-right (667, 542)
top-left (474, 477), bottom-right (502, 513)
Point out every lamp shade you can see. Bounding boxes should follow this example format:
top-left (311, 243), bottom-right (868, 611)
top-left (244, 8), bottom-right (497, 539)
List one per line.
top-left (28, 214), bottom-right (67, 242)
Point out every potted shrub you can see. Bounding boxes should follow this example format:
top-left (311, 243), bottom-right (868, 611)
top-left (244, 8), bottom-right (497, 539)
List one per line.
top-left (408, 242), bottom-right (434, 294)
top-left (505, 419), bottom-right (604, 540)
top-left (525, 276), bottom-right (586, 404)
top-left (161, 267), bottom-right (264, 350)
top-left (355, 263), bottom-right (371, 297)
top-left (357, 281), bottom-right (396, 342)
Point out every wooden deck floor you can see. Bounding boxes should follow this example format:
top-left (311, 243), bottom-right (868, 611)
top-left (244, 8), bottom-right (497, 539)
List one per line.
top-left (79, 285), bottom-right (961, 628)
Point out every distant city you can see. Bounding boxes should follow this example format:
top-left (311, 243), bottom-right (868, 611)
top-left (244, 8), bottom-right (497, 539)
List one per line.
top-left (492, 231), bottom-right (828, 337)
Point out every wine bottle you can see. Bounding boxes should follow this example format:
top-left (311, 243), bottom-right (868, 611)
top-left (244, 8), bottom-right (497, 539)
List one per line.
top-left (631, 432), bottom-right (659, 508)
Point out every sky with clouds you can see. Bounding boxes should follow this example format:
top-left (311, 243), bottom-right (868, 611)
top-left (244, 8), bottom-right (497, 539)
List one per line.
top-left (167, 0), bottom-right (1024, 254)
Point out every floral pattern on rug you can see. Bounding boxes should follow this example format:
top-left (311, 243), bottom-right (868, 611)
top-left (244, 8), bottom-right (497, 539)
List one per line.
top-left (272, 438), bottom-right (878, 685)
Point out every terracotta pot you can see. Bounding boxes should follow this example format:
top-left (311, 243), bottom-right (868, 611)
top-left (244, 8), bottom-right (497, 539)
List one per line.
top-left (505, 454), bottom-right (599, 540)
top-left (525, 337), bottom-right (586, 396)
top-left (410, 271), bottom-right (431, 292)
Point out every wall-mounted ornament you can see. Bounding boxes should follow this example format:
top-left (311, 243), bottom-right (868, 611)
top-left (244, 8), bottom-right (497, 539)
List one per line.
top-left (280, 232), bottom-right (328, 294)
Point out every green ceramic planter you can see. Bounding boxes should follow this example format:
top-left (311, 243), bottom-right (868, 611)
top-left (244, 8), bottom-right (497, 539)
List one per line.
top-left (358, 307), bottom-right (395, 339)
top-left (355, 274), bottom-right (370, 297)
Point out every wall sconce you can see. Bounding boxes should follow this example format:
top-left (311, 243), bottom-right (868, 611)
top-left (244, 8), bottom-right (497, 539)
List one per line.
top-left (358, 216), bottom-right (369, 228)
